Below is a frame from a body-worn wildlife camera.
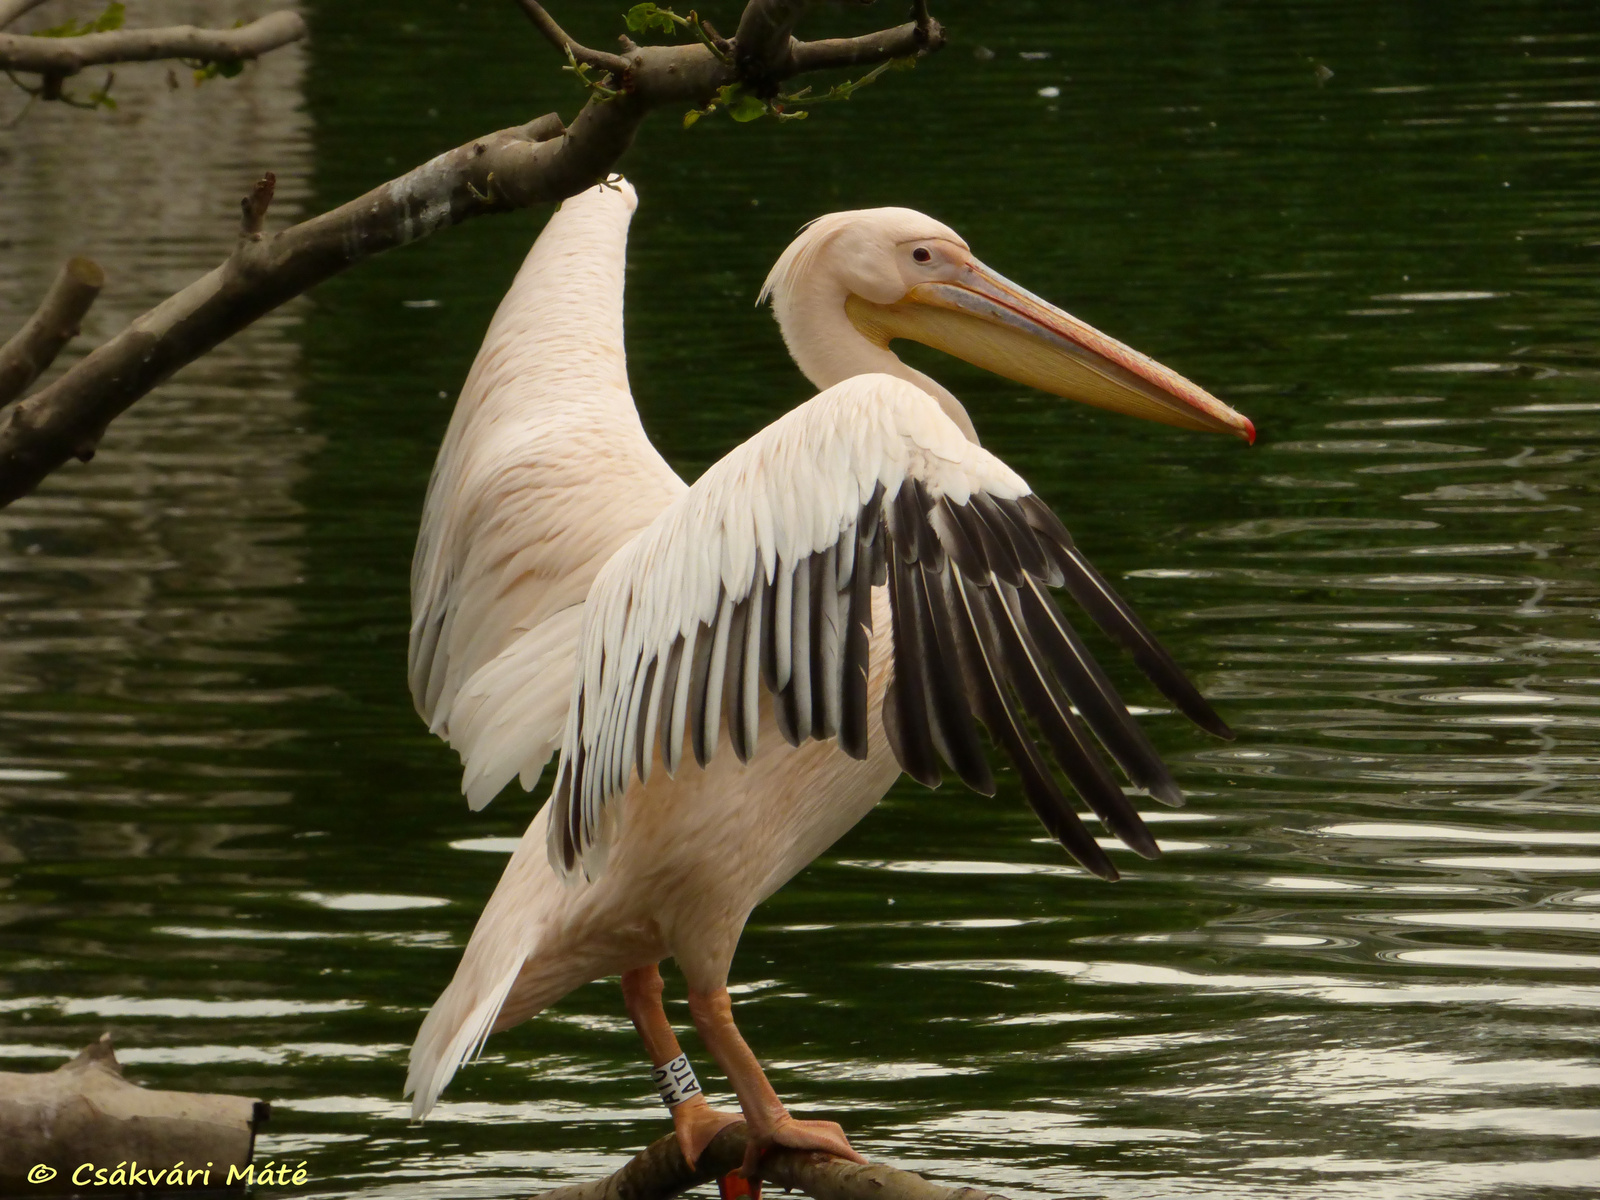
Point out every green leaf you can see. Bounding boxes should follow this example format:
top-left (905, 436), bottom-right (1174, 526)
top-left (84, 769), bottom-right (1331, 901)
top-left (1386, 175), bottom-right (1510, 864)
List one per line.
top-left (727, 93), bottom-right (767, 122)
top-left (37, 1), bottom-right (123, 37)
top-left (191, 58), bottom-right (243, 85)
top-left (625, 3), bottom-right (681, 35)
top-left (682, 108), bottom-right (702, 128)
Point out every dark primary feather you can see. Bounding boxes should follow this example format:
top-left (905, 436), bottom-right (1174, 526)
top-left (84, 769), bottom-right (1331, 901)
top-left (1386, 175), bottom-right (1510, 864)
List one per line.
top-left (928, 497), bottom-right (984, 578)
top-left (567, 471), bottom-right (1231, 882)
top-left (654, 635), bottom-right (685, 775)
top-left (884, 547), bottom-right (942, 788)
top-left (725, 591), bottom-right (755, 763)
top-left (1016, 493), bottom-right (1233, 741)
top-left (950, 497), bottom-right (1023, 587)
top-left (908, 558), bottom-right (993, 794)
top-left (990, 583), bottom-right (1160, 858)
top-left (693, 594), bottom-right (735, 768)
top-left (838, 510), bottom-right (876, 761)
top-left (1015, 577), bottom-right (1182, 807)
top-left (760, 564), bottom-right (780, 694)
top-left (865, 480), bottom-right (1228, 876)
top-left (787, 552), bottom-right (813, 745)
top-left (946, 569), bottom-right (1119, 879)
top-left (632, 656), bottom-right (658, 782)
top-left (974, 492), bottom-right (1049, 580)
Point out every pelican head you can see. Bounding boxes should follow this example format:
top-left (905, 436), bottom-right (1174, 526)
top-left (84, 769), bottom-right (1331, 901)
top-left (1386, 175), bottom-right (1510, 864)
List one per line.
top-left (759, 207), bottom-right (1254, 444)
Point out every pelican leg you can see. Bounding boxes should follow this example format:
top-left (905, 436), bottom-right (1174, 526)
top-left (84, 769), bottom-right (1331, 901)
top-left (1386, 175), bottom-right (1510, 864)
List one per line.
top-left (687, 985), bottom-right (867, 1178)
top-left (620, 965), bottom-right (743, 1168)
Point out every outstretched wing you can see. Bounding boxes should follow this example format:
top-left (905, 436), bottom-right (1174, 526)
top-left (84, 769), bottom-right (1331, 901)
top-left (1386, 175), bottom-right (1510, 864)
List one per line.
top-left (408, 180), bottom-right (687, 807)
top-left (549, 373), bottom-right (1232, 882)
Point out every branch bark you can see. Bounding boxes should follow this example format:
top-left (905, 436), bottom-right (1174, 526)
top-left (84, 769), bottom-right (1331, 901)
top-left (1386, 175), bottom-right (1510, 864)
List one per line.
top-left (0, 256), bottom-right (102, 409)
top-left (734, 0), bottom-right (810, 92)
top-left (525, 1124), bottom-right (1010, 1200)
top-left (0, 0), bottom-right (945, 507)
top-left (0, 10), bottom-right (306, 76)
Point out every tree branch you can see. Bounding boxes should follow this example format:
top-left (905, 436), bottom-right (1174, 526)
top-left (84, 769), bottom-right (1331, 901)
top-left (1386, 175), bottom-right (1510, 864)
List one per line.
top-left (734, 0), bottom-right (811, 91)
top-left (0, 0), bottom-right (52, 32)
top-left (524, 1124), bottom-right (1010, 1200)
top-left (0, 11), bottom-right (306, 77)
top-left (0, 256), bottom-right (102, 410)
top-left (790, 20), bottom-right (942, 74)
top-left (512, 0), bottom-right (630, 77)
top-left (0, 0), bottom-right (946, 506)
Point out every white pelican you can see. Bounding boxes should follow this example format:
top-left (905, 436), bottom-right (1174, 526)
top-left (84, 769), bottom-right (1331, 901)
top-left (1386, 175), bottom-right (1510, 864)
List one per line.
top-left (403, 178), bottom-right (1252, 1177)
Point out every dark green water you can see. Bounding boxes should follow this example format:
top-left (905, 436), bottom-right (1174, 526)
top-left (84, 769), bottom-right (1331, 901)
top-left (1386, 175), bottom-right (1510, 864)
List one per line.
top-left (3, 1), bottom-right (1599, 1196)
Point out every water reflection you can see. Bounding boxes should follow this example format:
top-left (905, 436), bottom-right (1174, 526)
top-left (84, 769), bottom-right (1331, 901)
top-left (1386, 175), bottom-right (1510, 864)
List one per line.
top-left (0, 0), bottom-right (315, 866)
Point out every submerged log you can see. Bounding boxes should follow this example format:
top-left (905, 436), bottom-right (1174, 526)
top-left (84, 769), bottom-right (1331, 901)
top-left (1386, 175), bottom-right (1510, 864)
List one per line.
top-left (0, 1033), bottom-right (267, 1193)
top-left (528, 1124), bottom-right (1009, 1200)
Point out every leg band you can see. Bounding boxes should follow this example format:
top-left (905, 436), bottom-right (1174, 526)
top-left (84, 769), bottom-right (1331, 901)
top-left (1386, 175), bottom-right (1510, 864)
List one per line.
top-left (652, 1052), bottom-right (703, 1108)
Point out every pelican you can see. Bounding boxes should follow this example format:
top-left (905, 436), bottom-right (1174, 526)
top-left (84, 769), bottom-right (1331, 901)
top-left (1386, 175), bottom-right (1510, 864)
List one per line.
top-left (403, 178), bottom-right (1252, 1178)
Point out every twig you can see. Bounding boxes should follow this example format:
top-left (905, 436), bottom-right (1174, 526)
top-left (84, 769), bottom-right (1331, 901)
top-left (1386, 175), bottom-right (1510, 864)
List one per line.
top-left (0, 11), bottom-right (305, 77)
top-left (512, 0), bottom-right (630, 77)
top-left (240, 172), bottom-right (276, 239)
top-left (0, 256), bottom-right (102, 409)
top-left (524, 1124), bottom-right (1012, 1200)
top-left (791, 19), bottom-right (942, 74)
top-left (698, 17), bottom-right (731, 57)
top-left (0, 0), bottom-right (52, 31)
top-left (912, 0), bottom-right (931, 40)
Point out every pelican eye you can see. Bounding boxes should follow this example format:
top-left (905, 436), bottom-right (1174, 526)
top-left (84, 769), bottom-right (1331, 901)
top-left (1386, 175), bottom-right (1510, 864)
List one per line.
top-left (912, 247), bottom-right (932, 264)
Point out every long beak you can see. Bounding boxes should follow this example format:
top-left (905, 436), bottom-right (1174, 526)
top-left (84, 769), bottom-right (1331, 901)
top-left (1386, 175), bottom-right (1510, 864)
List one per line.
top-left (844, 260), bottom-right (1255, 443)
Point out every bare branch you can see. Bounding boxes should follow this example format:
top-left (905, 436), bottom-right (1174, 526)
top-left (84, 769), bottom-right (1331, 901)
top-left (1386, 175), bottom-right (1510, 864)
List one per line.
top-left (0, 11), bottom-right (305, 77)
top-left (0, 0), bottom-right (53, 32)
top-left (0, 1), bottom-right (946, 506)
top-left (512, 0), bottom-right (630, 77)
top-left (790, 19), bottom-right (942, 74)
top-left (0, 256), bottom-right (102, 409)
top-left (525, 1124), bottom-right (1011, 1200)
